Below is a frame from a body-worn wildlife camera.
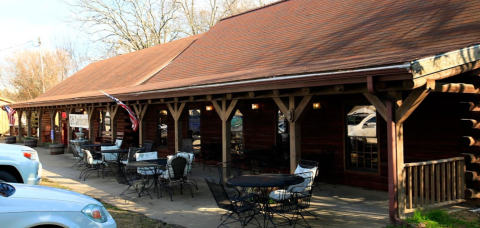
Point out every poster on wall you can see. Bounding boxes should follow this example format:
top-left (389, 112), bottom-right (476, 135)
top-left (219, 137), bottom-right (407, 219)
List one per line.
top-left (69, 114), bottom-right (89, 128)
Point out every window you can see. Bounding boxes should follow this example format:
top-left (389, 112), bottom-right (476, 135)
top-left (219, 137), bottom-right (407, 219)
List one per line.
top-left (188, 109), bottom-right (201, 153)
top-left (157, 110), bottom-right (168, 147)
top-left (345, 105), bottom-right (378, 172)
top-left (100, 111), bottom-right (111, 132)
top-left (231, 109), bottom-right (243, 152)
top-left (276, 109), bottom-right (289, 157)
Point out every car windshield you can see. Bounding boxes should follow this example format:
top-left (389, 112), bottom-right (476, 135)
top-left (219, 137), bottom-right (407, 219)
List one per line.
top-left (347, 113), bottom-right (369, 125)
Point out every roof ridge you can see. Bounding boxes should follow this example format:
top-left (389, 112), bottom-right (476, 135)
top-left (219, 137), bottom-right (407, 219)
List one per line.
top-left (137, 34), bottom-right (203, 85)
top-left (220, 0), bottom-right (288, 21)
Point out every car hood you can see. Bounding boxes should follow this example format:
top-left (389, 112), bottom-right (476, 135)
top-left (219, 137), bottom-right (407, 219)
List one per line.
top-left (0, 184), bottom-right (101, 213)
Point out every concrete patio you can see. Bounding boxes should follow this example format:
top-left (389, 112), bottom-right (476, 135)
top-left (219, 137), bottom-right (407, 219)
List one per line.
top-left (33, 144), bottom-right (392, 228)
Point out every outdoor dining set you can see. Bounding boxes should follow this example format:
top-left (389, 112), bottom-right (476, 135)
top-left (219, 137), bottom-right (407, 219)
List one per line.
top-left (69, 139), bottom-right (198, 202)
top-left (69, 139), bottom-right (319, 228)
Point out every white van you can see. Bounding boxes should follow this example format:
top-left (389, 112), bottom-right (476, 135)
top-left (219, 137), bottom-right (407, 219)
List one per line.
top-left (0, 143), bottom-right (42, 185)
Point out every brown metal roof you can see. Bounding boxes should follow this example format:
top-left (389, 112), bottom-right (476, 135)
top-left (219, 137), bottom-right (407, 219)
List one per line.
top-left (37, 34), bottom-right (202, 99)
top-left (13, 0), bottom-right (480, 107)
top-left (145, 0), bottom-right (480, 85)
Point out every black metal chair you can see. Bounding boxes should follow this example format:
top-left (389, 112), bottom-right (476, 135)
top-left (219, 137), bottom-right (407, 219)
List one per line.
top-left (290, 175), bottom-right (318, 228)
top-left (269, 172), bottom-right (318, 227)
top-left (106, 161), bottom-right (152, 202)
top-left (204, 177), bottom-right (261, 228)
top-left (79, 149), bottom-right (106, 181)
top-left (69, 142), bottom-right (84, 169)
top-left (160, 156), bottom-right (194, 200)
top-left (217, 161), bottom-right (247, 199)
top-left (122, 147), bottom-right (145, 174)
top-left (144, 140), bottom-right (154, 152)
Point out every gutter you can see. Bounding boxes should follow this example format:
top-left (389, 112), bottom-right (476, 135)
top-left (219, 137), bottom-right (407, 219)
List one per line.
top-left (129, 63), bottom-right (412, 96)
top-left (11, 63), bottom-right (411, 108)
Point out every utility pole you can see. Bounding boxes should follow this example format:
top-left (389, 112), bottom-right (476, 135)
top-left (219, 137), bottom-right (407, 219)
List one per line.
top-left (39, 37), bottom-right (45, 93)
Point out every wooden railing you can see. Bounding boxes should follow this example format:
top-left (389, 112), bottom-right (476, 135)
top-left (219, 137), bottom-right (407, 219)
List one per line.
top-left (402, 157), bottom-right (465, 213)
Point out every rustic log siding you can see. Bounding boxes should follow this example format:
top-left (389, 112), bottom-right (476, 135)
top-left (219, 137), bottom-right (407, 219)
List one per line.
top-left (243, 99), bottom-right (276, 151)
top-left (41, 110), bottom-right (51, 142)
top-left (403, 93), bottom-right (465, 162)
top-left (144, 105), bottom-right (158, 143)
top-left (301, 94), bottom-right (389, 191)
top-left (201, 102), bottom-right (222, 147)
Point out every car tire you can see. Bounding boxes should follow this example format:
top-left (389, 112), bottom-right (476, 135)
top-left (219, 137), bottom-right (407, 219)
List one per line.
top-left (0, 170), bottom-right (18, 183)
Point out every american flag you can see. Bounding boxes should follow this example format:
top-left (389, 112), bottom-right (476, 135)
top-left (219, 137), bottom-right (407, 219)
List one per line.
top-left (100, 91), bottom-right (139, 132)
top-left (4, 105), bottom-right (16, 126)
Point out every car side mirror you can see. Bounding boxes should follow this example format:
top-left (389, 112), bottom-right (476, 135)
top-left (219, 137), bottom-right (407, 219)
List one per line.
top-left (0, 182), bottom-right (16, 197)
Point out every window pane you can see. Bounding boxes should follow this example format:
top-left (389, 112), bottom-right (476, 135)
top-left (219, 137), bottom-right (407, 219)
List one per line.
top-left (189, 109), bottom-right (201, 153)
top-left (346, 105), bottom-right (378, 172)
top-left (231, 109), bottom-right (243, 152)
top-left (158, 110), bottom-right (168, 147)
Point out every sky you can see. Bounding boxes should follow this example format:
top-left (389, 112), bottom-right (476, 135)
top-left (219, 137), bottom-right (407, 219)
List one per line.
top-left (0, 0), bottom-right (72, 57)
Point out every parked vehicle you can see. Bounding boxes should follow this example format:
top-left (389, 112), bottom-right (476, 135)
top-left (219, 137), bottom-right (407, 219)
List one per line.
top-left (0, 181), bottom-right (117, 228)
top-left (0, 143), bottom-right (42, 185)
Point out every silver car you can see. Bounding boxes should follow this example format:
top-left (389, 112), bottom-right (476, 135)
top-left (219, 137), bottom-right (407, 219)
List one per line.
top-left (0, 181), bottom-right (117, 228)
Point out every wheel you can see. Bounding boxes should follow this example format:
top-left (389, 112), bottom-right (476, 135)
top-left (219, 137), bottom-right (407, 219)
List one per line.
top-left (0, 170), bottom-right (19, 183)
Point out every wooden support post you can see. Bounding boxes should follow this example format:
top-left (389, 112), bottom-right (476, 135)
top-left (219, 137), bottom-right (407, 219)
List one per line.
top-left (86, 106), bottom-right (95, 142)
top-left (133, 104), bottom-right (148, 147)
top-left (364, 88), bottom-right (430, 221)
top-left (212, 99), bottom-right (238, 183)
top-left (106, 105), bottom-right (119, 143)
top-left (25, 110), bottom-right (32, 137)
top-left (212, 100), bottom-right (238, 161)
top-left (17, 110), bottom-right (23, 139)
top-left (273, 95), bottom-right (312, 173)
top-left (65, 108), bottom-right (72, 153)
top-left (48, 108), bottom-right (56, 143)
top-left (37, 109), bottom-right (43, 144)
top-left (167, 102), bottom-right (186, 152)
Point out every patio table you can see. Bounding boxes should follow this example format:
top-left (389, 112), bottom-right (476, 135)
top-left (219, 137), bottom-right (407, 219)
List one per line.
top-left (227, 174), bottom-right (304, 228)
top-left (98, 149), bottom-right (129, 163)
top-left (127, 159), bottom-right (168, 199)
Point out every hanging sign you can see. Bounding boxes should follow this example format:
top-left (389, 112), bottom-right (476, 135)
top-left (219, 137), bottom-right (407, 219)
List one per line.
top-left (69, 114), bottom-right (89, 128)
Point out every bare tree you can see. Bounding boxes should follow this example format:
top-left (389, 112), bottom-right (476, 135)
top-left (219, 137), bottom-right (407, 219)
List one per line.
top-left (176, 0), bottom-right (239, 35)
top-left (65, 0), bottom-right (180, 55)
top-left (0, 48), bottom-right (77, 101)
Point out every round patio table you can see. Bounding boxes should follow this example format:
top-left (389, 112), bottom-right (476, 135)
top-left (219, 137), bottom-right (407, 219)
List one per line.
top-left (227, 174), bottom-right (304, 228)
top-left (127, 159), bottom-right (168, 199)
top-left (98, 149), bottom-right (129, 163)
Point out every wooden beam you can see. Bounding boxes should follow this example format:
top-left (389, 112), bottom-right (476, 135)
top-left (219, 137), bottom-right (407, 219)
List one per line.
top-left (293, 95), bottom-right (312, 122)
top-left (363, 93), bottom-right (388, 121)
top-left (132, 104), bottom-right (148, 146)
top-left (17, 110), bottom-right (23, 139)
top-left (25, 110), bottom-right (32, 137)
top-left (272, 97), bottom-right (288, 118)
top-left (211, 99), bottom-right (238, 169)
top-left (396, 89), bottom-right (430, 124)
top-left (37, 109), bottom-right (44, 144)
top-left (167, 102), bottom-right (186, 152)
top-left (432, 82), bottom-right (480, 94)
top-left (86, 106), bottom-right (95, 142)
top-left (106, 105), bottom-right (119, 142)
top-left (65, 108), bottom-right (73, 152)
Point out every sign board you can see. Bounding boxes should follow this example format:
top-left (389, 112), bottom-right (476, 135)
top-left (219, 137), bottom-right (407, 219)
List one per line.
top-left (69, 114), bottom-right (89, 128)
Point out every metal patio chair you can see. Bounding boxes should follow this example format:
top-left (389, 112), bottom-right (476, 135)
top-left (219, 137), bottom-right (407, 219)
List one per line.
top-left (160, 155), bottom-right (194, 200)
top-left (106, 160), bottom-right (152, 202)
top-left (204, 177), bottom-right (261, 228)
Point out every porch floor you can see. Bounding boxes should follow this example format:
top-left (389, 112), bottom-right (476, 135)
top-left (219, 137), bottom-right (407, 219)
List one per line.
top-left (33, 144), bottom-right (395, 227)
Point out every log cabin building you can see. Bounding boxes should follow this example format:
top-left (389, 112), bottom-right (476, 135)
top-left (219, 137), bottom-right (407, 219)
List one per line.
top-left (10, 0), bottom-right (480, 222)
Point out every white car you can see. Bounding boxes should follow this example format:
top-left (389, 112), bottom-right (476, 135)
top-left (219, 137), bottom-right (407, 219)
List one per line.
top-left (0, 143), bottom-right (42, 185)
top-left (0, 181), bottom-right (117, 228)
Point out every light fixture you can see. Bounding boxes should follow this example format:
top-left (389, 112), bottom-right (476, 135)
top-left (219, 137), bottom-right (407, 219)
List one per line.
top-left (313, 102), bottom-right (321, 109)
top-left (252, 103), bottom-right (259, 110)
top-left (206, 105), bottom-right (213, 111)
